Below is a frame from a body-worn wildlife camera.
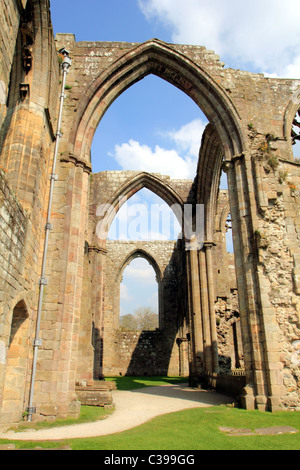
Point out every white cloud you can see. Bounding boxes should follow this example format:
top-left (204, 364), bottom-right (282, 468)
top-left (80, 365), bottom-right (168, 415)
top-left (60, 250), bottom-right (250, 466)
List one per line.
top-left (108, 119), bottom-right (206, 240)
top-left (120, 283), bottom-right (132, 302)
top-left (108, 189), bottom-right (181, 240)
top-left (124, 259), bottom-right (157, 283)
top-left (147, 291), bottom-right (159, 312)
top-left (161, 118), bottom-right (206, 157)
top-left (283, 55), bottom-right (300, 79)
top-left (138, 0), bottom-right (300, 77)
top-left (114, 139), bottom-right (194, 179)
top-left (112, 118), bottom-right (205, 179)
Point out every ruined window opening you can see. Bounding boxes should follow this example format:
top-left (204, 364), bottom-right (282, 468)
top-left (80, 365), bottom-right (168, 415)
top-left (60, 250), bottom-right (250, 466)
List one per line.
top-left (119, 257), bottom-right (159, 331)
top-left (292, 108), bottom-right (300, 161)
top-left (219, 169), bottom-right (234, 254)
top-left (108, 187), bottom-right (181, 242)
top-left (91, 74), bottom-right (207, 175)
top-left (225, 214), bottom-right (233, 254)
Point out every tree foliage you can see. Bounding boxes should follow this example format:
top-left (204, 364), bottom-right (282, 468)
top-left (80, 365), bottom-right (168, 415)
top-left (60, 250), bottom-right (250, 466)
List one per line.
top-left (119, 307), bottom-right (158, 331)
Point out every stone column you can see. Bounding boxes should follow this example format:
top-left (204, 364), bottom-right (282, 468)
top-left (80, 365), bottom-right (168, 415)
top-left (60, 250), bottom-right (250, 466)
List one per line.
top-left (177, 338), bottom-right (189, 377)
top-left (89, 246), bottom-right (107, 380)
top-left (36, 153), bottom-right (91, 419)
top-left (198, 247), bottom-right (213, 372)
top-left (224, 154), bottom-right (278, 410)
top-left (187, 241), bottom-right (204, 379)
top-left (204, 242), bottom-right (219, 373)
top-left (225, 156), bottom-right (257, 409)
top-left (56, 157), bottom-right (90, 416)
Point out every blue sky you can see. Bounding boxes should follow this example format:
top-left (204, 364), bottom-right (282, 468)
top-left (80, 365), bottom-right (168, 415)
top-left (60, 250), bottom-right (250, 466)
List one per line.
top-left (50, 1), bottom-right (300, 316)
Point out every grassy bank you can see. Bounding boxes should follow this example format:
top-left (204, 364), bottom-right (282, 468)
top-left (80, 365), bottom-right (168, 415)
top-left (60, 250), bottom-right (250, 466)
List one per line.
top-left (0, 377), bottom-right (299, 450)
top-left (70, 406), bottom-right (300, 451)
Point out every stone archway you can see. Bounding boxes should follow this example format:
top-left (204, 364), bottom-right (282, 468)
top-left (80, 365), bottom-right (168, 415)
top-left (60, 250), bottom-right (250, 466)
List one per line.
top-left (68, 38), bottom-right (245, 167)
top-left (59, 37), bottom-right (275, 409)
top-left (95, 171), bottom-right (185, 247)
top-left (102, 244), bottom-right (183, 377)
top-left (114, 248), bottom-right (162, 328)
top-left (80, 171), bottom-right (191, 380)
top-left (2, 301), bottom-right (30, 424)
top-left (2, 2), bottom-right (300, 426)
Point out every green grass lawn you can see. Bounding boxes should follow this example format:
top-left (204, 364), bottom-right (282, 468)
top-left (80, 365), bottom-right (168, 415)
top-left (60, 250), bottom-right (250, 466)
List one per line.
top-left (105, 375), bottom-right (188, 390)
top-left (70, 406), bottom-right (300, 451)
top-left (11, 405), bottom-right (113, 432)
top-left (0, 377), bottom-right (299, 451)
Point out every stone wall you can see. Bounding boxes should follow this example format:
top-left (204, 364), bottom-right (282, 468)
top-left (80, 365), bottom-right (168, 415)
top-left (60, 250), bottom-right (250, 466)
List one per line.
top-left (0, 1), bottom-right (79, 424)
top-left (0, 0), bottom-right (28, 129)
top-left (0, 1), bottom-right (300, 426)
top-left (100, 239), bottom-right (187, 377)
top-left (114, 330), bottom-right (180, 377)
top-left (73, 171), bottom-right (193, 380)
top-left (253, 149), bottom-right (300, 409)
top-left (0, 170), bottom-right (36, 423)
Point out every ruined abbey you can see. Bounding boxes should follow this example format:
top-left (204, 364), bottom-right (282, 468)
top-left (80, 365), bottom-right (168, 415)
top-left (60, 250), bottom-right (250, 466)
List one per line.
top-left (0, 0), bottom-right (299, 425)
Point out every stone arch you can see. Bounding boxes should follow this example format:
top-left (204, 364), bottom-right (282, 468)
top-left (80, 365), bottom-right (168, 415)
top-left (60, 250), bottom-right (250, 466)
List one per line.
top-left (114, 248), bottom-right (163, 329)
top-left (102, 239), bottom-right (182, 376)
top-left (2, 299), bottom-right (30, 423)
top-left (196, 123), bottom-right (224, 241)
top-left (218, 199), bottom-right (231, 234)
top-left (96, 171), bottom-right (184, 245)
top-left (70, 39), bottom-right (245, 166)
top-left (118, 248), bottom-right (163, 283)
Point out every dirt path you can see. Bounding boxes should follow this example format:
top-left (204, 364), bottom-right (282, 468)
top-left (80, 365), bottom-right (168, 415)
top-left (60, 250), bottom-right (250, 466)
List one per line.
top-left (0, 383), bottom-right (232, 441)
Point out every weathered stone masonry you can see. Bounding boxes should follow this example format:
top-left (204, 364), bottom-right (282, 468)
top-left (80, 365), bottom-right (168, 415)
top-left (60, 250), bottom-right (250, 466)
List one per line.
top-left (0, 0), bottom-right (299, 425)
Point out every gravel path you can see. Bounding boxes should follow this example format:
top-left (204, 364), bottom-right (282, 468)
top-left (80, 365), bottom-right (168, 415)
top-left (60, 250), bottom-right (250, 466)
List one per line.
top-left (0, 383), bottom-right (232, 441)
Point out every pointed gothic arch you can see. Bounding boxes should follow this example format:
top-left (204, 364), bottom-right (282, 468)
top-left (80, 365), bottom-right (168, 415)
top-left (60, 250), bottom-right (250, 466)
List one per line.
top-left (196, 123), bottom-right (224, 241)
top-left (70, 39), bottom-right (245, 167)
top-left (96, 171), bottom-right (184, 245)
top-left (114, 248), bottom-right (162, 329)
top-left (118, 248), bottom-right (163, 283)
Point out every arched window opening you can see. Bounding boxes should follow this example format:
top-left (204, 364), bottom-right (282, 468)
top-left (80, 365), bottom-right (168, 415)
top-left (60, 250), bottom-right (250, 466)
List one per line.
top-left (225, 213), bottom-right (233, 254)
top-left (2, 301), bottom-right (29, 419)
top-left (91, 74), bottom-right (208, 177)
top-left (214, 165), bottom-right (244, 373)
top-left (218, 169), bottom-right (234, 254)
top-left (8, 300), bottom-right (28, 346)
top-left (119, 257), bottom-right (159, 331)
top-left (108, 188), bottom-right (181, 242)
top-left (292, 108), bottom-right (300, 161)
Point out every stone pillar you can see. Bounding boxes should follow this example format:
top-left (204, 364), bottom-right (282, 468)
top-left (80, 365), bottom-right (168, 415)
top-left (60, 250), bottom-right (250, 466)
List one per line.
top-left (198, 247), bottom-right (213, 372)
top-left (57, 158), bottom-right (90, 416)
top-left (187, 242), bottom-right (204, 379)
top-left (204, 242), bottom-right (219, 373)
top-left (225, 156), bottom-right (257, 409)
top-left (177, 338), bottom-right (189, 377)
top-left (35, 154), bottom-right (91, 419)
top-left (224, 154), bottom-right (282, 410)
top-left (89, 246), bottom-right (107, 380)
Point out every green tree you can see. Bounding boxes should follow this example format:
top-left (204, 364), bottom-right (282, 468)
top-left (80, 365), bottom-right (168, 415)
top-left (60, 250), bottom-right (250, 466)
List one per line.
top-left (135, 307), bottom-right (158, 330)
top-left (119, 307), bottom-right (158, 330)
top-left (119, 313), bottom-right (139, 330)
